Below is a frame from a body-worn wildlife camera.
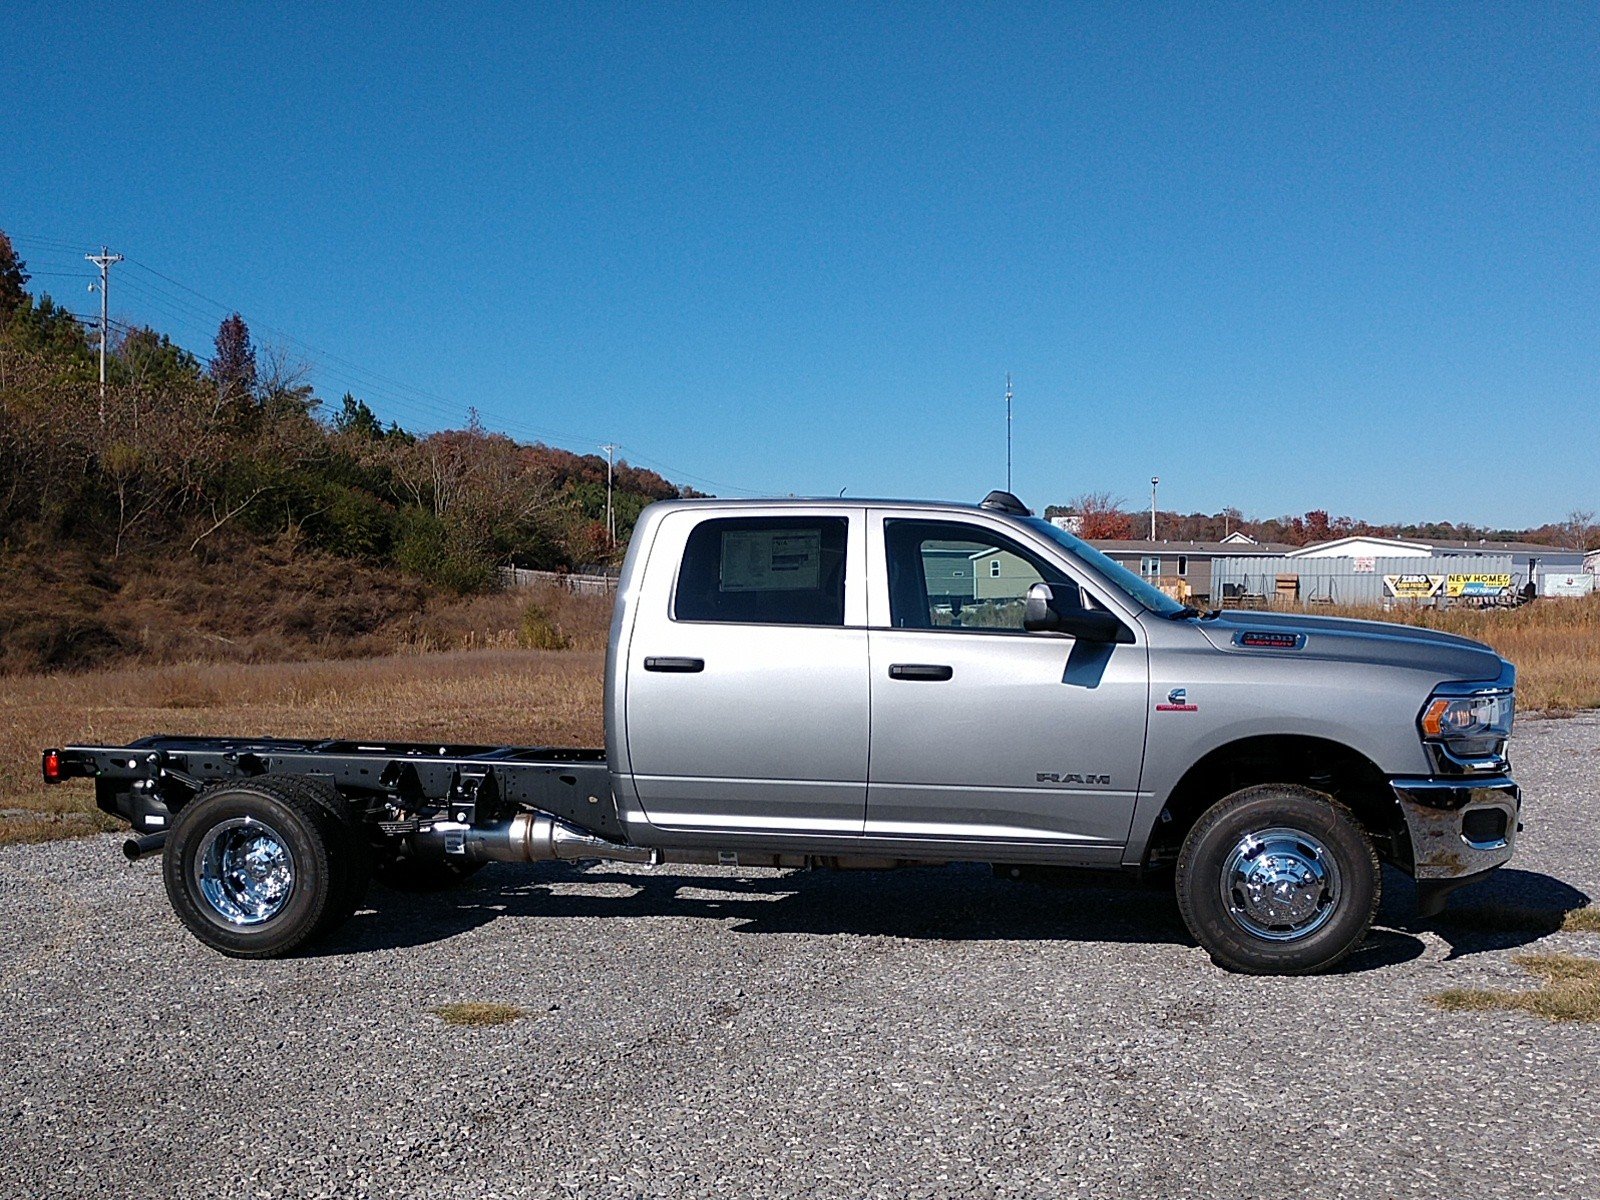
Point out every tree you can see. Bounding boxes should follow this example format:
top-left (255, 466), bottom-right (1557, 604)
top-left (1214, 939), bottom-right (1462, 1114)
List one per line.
top-left (1560, 509), bottom-right (1597, 551)
top-left (255, 340), bottom-right (316, 416)
top-left (210, 313), bottom-right (257, 410)
top-left (333, 393), bottom-right (386, 440)
top-left (114, 325), bottom-right (203, 390)
top-left (0, 231), bottom-right (29, 319)
top-left (1, 293), bottom-right (94, 375)
top-left (1068, 492), bottom-right (1136, 540)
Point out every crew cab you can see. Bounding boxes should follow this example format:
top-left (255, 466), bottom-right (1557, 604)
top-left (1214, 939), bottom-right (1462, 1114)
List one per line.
top-left (42, 491), bottom-right (1521, 974)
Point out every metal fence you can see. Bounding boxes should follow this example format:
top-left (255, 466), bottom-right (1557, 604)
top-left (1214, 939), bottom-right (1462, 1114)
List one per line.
top-left (501, 568), bottom-right (618, 596)
top-left (1209, 555), bottom-right (1523, 608)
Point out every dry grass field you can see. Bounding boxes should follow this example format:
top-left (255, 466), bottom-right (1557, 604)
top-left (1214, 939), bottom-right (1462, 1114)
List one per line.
top-left (1295, 594), bottom-right (1600, 712)
top-left (3, 589), bottom-right (1595, 846)
top-left (0, 646), bottom-right (605, 845)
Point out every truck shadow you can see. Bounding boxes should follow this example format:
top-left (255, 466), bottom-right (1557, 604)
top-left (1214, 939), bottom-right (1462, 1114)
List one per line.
top-left (320, 860), bottom-right (1586, 970)
top-left (1382, 867), bottom-right (1591, 960)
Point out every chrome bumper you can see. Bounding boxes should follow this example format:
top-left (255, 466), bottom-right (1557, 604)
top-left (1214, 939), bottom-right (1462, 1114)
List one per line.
top-left (1391, 776), bottom-right (1520, 881)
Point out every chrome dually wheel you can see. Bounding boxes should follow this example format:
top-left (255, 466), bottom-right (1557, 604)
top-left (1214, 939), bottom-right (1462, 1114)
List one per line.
top-left (193, 818), bottom-right (296, 926)
top-left (1219, 826), bottom-right (1342, 942)
top-left (1175, 784), bottom-right (1380, 975)
top-left (165, 777), bottom-right (357, 958)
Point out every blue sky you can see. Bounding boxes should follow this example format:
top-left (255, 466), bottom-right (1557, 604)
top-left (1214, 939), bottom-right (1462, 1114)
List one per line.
top-left (4, 3), bottom-right (1596, 525)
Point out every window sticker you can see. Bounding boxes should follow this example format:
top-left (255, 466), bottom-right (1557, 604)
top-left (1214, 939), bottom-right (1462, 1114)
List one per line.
top-left (720, 529), bottom-right (823, 591)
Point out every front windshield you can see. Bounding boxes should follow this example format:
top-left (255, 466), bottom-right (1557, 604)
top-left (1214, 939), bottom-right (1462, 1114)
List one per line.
top-left (1021, 518), bottom-right (1189, 617)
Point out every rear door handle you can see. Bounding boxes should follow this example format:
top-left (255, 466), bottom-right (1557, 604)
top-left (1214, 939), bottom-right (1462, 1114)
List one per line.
top-left (888, 663), bottom-right (953, 681)
top-left (644, 656), bottom-right (705, 673)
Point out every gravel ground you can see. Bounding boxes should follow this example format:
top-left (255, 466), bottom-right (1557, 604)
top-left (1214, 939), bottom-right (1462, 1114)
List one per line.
top-left (1, 715), bottom-right (1597, 1200)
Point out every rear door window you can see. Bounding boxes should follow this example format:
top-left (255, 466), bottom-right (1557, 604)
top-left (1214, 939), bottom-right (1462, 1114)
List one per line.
top-left (674, 516), bottom-right (848, 626)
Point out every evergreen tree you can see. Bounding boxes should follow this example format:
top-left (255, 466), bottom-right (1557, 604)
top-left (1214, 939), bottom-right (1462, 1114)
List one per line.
top-left (115, 325), bottom-right (203, 389)
top-left (1, 293), bottom-right (95, 372)
top-left (333, 393), bottom-right (386, 439)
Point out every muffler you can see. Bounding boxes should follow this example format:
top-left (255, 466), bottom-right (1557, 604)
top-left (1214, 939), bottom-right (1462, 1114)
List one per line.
top-left (407, 811), bottom-right (658, 866)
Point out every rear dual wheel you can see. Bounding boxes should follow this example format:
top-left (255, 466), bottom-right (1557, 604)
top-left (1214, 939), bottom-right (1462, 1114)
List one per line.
top-left (1175, 784), bottom-right (1380, 975)
top-left (163, 776), bottom-right (371, 959)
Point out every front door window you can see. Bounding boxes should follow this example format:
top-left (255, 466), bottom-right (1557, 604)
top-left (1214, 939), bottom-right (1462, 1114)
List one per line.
top-left (884, 520), bottom-right (1080, 631)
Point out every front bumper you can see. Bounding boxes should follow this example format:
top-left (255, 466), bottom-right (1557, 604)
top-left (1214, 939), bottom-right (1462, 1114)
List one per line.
top-left (1391, 776), bottom-right (1520, 881)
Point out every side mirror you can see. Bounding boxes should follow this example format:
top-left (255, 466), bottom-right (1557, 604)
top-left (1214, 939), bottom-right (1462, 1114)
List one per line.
top-left (1024, 582), bottom-right (1129, 643)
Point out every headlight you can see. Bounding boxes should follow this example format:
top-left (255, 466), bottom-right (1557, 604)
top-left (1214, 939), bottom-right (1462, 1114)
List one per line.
top-left (1418, 686), bottom-right (1514, 772)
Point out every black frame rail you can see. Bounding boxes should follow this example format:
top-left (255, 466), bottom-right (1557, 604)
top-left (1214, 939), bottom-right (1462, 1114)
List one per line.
top-left (42, 735), bottom-right (622, 839)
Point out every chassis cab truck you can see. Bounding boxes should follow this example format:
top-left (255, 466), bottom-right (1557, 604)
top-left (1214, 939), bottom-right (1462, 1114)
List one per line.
top-left (42, 492), bottom-right (1521, 974)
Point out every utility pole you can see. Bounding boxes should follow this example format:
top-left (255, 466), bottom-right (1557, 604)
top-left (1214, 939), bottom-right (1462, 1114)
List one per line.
top-left (1150, 476), bottom-right (1160, 541)
top-left (1005, 373), bottom-right (1013, 493)
top-left (600, 443), bottom-right (619, 548)
top-left (86, 247), bottom-right (123, 425)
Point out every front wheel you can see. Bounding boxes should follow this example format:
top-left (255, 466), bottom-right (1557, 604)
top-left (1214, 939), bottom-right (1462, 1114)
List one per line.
top-left (1175, 784), bottom-right (1380, 975)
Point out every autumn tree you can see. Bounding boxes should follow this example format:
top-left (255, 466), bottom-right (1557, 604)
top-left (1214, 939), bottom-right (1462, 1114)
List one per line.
top-left (210, 312), bottom-right (257, 410)
top-left (1068, 492), bottom-right (1136, 540)
top-left (0, 231), bottom-right (29, 319)
top-left (255, 341), bottom-right (316, 415)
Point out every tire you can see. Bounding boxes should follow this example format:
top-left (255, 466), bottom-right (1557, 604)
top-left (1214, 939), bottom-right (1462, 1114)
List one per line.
top-left (374, 853), bottom-right (486, 892)
top-left (1175, 784), bottom-right (1380, 975)
top-left (265, 775), bottom-right (374, 928)
top-left (163, 777), bottom-right (351, 958)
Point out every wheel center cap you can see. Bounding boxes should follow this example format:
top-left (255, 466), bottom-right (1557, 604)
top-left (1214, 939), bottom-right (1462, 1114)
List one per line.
top-left (1239, 854), bottom-right (1324, 925)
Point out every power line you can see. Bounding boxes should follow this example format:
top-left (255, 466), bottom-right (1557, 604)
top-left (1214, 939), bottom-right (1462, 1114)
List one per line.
top-left (14, 232), bottom-right (775, 496)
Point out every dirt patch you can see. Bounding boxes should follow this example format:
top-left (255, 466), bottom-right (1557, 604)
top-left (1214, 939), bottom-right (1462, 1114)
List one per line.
top-left (430, 1002), bottom-right (529, 1027)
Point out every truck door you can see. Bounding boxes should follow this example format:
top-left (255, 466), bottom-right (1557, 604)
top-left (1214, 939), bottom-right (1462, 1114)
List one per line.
top-left (623, 508), bottom-right (870, 836)
top-left (865, 514), bottom-right (1148, 856)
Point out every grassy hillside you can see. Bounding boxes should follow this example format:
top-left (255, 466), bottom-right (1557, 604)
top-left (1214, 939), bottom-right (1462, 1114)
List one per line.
top-left (0, 231), bottom-right (691, 674)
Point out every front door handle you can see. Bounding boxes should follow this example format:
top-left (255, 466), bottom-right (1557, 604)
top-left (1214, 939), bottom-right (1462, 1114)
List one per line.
top-left (644, 656), bottom-right (705, 673)
top-left (888, 663), bottom-right (953, 681)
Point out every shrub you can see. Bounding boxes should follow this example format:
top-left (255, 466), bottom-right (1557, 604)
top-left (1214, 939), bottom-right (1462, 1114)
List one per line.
top-left (517, 600), bottom-right (572, 650)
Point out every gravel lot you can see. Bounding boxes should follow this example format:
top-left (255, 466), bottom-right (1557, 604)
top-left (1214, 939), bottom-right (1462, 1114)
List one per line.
top-left (2, 715), bottom-right (1597, 1200)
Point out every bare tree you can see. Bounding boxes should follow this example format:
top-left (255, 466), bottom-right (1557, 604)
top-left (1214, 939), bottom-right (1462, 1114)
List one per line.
top-left (255, 340), bottom-right (317, 414)
top-left (1560, 508), bottom-right (1597, 551)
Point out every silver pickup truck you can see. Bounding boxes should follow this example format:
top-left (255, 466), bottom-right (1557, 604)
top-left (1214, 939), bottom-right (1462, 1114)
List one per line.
top-left (42, 491), bottom-right (1520, 974)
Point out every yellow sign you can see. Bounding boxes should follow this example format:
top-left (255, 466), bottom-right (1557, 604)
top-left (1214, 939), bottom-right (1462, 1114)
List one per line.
top-left (1447, 573), bottom-right (1513, 598)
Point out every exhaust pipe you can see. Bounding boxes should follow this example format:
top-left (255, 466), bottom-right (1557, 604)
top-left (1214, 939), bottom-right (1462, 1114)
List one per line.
top-left (407, 812), bottom-right (658, 867)
top-left (123, 832), bottom-right (167, 862)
